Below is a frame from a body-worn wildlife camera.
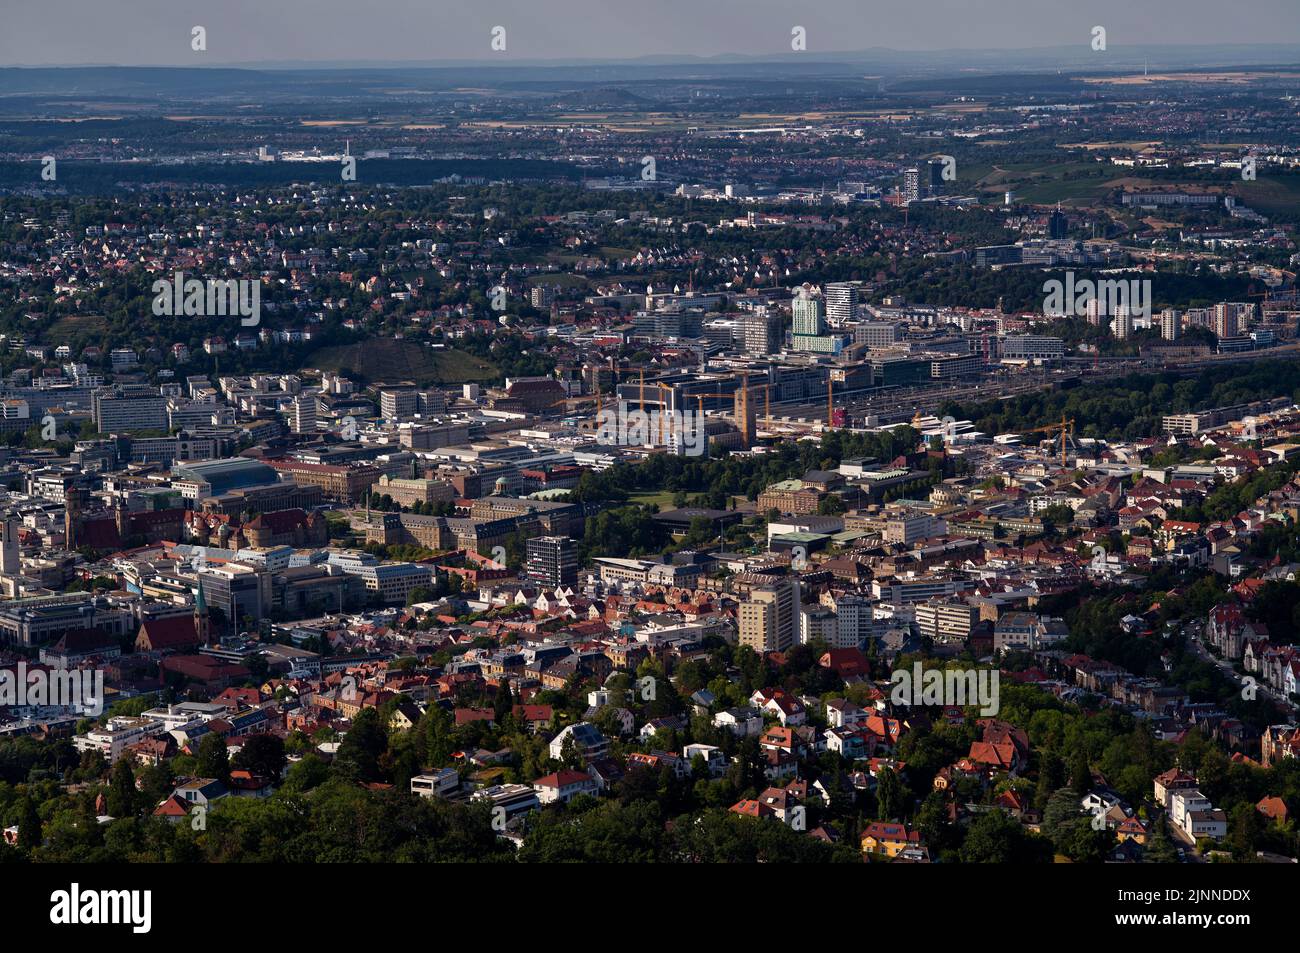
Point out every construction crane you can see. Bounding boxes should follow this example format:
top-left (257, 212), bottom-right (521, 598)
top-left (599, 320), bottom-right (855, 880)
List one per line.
top-left (1247, 282), bottom-right (1299, 316)
top-left (657, 382), bottom-right (673, 445)
top-left (1024, 415), bottom-right (1076, 468)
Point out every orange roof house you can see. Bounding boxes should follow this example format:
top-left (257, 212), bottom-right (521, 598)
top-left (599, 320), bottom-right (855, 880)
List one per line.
top-left (861, 821), bottom-right (922, 857)
top-left (729, 797), bottom-right (780, 819)
top-left (1257, 796), bottom-right (1289, 823)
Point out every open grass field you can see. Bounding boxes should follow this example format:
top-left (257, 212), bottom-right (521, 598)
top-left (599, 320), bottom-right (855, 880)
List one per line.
top-left (1067, 141), bottom-right (1163, 151)
top-left (598, 246), bottom-right (639, 259)
top-left (305, 337), bottom-right (498, 386)
top-left (973, 159), bottom-right (1115, 205)
top-left (47, 314), bottom-right (109, 338)
top-left (527, 273), bottom-right (589, 288)
top-left (1232, 174), bottom-right (1300, 217)
top-left (1012, 175), bottom-right (1117, 205)
top-left (627, 489), bottom-right (678, 511)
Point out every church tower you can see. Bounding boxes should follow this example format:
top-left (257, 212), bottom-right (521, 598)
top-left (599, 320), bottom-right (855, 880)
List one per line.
top-left (114, 498), bottom-right (131, 541)
top-left (194, 577), bottom-right (212, 646)
top-left (64, 486), bottom-right (82, 550)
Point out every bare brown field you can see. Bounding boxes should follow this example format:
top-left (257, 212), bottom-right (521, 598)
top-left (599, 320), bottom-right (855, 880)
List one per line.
top-left (1067, 141), bottom-right (1163, 151)
top-left (1084, 71), bottom-right (1300, 85)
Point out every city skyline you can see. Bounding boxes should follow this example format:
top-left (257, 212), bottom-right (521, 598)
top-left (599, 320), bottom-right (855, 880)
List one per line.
top-left (0, 0), bottom-right (1297, 910)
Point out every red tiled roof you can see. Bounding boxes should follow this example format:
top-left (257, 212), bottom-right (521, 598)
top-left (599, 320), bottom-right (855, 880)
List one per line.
top-left (1257, 796), bottom-right (1289, 821)
top-left (153, 795), bottom-right (191, 817)
top-left (246, 508), bottom-right (310, 533)
top-left (137, 615), bottom-right (200, 651)
top-left (535, 770), bottom-right (591, 788)
top-left (861, 822), bottom-right (920, 844)
top-left (729, 798), bottom-right (777, 818)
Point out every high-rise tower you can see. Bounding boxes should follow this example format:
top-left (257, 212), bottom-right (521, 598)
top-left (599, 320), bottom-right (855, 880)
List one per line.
top-left (734, 376), bottom-right (756, 446)
top-left (0, 517), bottom-right (19, 576)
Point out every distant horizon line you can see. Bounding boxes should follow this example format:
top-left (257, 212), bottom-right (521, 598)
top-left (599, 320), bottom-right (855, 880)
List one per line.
top-left (4, 40), bottom-right (1300, 71)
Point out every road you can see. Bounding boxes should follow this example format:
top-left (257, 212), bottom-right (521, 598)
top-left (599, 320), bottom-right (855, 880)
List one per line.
top-left (1183, 620), bottom-right (1297, 714)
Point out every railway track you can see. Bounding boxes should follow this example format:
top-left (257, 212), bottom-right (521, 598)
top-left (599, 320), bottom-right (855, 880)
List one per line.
top-left (764, 343), bottom-right (1300, 426)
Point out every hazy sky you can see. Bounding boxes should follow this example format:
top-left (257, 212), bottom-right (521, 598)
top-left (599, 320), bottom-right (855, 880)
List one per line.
top-left (2, 0), bottom-right (1299, 66)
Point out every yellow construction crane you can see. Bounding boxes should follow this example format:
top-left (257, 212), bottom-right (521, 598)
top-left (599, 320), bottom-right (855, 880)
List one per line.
top-left (657, 382), bottom-right (673, 445)
top-left (1024, 415), bottom-right (1075, 468)
top-left (602, 357), bottom-right (616, 420)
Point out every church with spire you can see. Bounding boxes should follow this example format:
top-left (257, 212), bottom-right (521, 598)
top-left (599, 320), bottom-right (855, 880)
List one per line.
top-left (134, 577), bottom-right (213, 654)
top-left (194, 577), bottom-right (212, 646)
